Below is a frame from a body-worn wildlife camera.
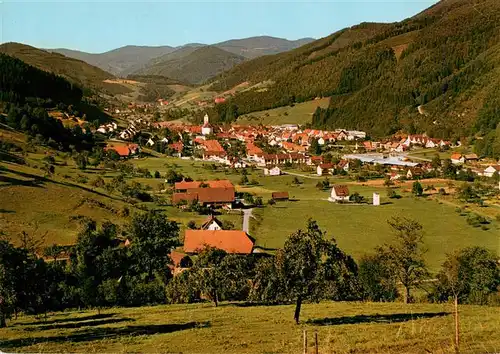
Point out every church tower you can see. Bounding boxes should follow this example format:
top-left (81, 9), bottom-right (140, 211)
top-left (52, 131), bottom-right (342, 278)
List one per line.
top-left (201, 113), bottom-right (213, 135)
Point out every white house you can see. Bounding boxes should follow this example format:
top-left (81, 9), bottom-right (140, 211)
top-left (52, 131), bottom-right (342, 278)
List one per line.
top-left (264, 166), bottom-right (281, 176)
top-left (425, 140), bottom-right (437, 148)
top-left (201, 114), bottom-right (213, 136)
top-left (201, 215), bottom-right (223, 230)
top-left (146, 138), bottom-right (155, 147)
top-left (317, 137), bottom-right (325, 146)
top-left (317, 163), bottom-right (334, 176)
top-left (483, 165), bottom-right (500, 178)
top-left (328, 185), bottom-right (350, 202)
top-left (451, 153), bottom-right (465, 164)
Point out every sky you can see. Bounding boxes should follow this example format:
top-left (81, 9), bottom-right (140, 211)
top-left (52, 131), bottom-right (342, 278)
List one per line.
top-left (1, 0), bottom-right (439, 53)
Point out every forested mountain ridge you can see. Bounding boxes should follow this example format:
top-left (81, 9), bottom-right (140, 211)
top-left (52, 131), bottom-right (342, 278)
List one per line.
top-left (135, 46), bottom-right (247, 84)
top-left (0, 42), bottom-right (116, 94)
top-left (50, 37), bottom-right (315, 78)
top-left (210, 0), bottom-right (500, 151)
top-left (50, 45), bottom-right (176, 77)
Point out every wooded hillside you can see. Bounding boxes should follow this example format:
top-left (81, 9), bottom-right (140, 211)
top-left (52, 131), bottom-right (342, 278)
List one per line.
top-left (210, 0), bottom-right (500, 144)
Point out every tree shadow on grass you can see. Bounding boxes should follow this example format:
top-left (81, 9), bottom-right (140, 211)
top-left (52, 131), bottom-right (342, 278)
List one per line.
top-left (0, 321), bottom-right (211, 349)
top-left (23, 317), bottom-right (134, 331)
top-left (306, 312), bottom-right (450, 326)
top-left (0, 208), bottom-right (15, 213)
top-left (19, 313), bottom-right (117, 326)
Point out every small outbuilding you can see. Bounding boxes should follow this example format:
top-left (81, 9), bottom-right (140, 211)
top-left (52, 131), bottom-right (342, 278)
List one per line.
top-left (272, 191), bottom-right (289, 201)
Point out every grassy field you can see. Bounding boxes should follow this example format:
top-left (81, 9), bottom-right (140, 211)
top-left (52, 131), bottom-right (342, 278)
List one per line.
top-left (1, 301), bottom-right (498, 353)
top-left (0, 145), bottom-right (248, 246)
top-left (2, 141), bottom-right (498, 265)
top-left (0, 159), bottom-right (133, 245)
top-left (237, 98), bottom-right (330, 126)
top-left (130, 156), bottom-right (500, 272)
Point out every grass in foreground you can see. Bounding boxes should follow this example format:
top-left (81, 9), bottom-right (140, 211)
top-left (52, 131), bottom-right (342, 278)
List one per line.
top-left (0, 301), bottom-right (498, 353)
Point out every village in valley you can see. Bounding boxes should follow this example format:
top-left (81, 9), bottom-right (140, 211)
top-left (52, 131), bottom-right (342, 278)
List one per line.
top-left (2, 1), bottom-right (500, 351)
top-left (90, 105), bottom-right (500, 275)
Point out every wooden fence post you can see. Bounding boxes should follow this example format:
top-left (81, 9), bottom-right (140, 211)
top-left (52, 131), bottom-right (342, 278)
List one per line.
top-left (303, 329), bottom-right (307, 354)
top-left (314, 331), bottom-right (319, 354)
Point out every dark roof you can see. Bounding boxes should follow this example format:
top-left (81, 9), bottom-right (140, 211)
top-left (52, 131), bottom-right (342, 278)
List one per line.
top-left (272, 191), bottom-right (289, 200)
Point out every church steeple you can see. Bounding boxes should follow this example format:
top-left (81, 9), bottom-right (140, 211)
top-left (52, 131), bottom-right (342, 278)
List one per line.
top-left (201, 113), bottom-right (213, 135)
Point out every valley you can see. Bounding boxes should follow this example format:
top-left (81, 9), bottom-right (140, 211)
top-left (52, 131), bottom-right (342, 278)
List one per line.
top-left (1, 1), bottom-right (500, 352)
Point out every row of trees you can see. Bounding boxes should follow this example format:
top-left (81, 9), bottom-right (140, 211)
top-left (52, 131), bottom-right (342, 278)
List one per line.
top-left (2, 215), bottom-right (498, 327)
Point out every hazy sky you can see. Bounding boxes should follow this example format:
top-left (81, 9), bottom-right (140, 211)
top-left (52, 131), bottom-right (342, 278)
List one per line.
top-left (1, 0), bottom-right (438, 53)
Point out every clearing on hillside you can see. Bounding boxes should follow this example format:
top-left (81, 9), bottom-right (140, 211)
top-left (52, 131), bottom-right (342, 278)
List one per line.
top-left (237, 98), bottom-right (330, 126)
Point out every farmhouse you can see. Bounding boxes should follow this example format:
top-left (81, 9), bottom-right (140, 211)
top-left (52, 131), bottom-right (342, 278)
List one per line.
top-left (183, 230), bottom-right (254, 254)
top-left (317, 163), bottom-right (334, 176)
top-left (264, 166), bottom-right (282, 176)
top-left (272, 191), bottom-right (289, 201)
top-left (483, 165), bottom-right (500, 178)
top-left (451, 153), bottom-right (465, 164)
top-left (201, 215), bottom-right (223, 230)
top-left (464, 154), bottom-right (479, 162)
top-left (173, 180), bottom-right (235, 208)
top-left (104, 144), bottom-right (140, 158)
top-left (328, 185), bottom-right (350, 202)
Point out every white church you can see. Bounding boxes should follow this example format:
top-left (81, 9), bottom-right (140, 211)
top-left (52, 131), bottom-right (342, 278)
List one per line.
top-left (201, 113), bottom-right (213, 136)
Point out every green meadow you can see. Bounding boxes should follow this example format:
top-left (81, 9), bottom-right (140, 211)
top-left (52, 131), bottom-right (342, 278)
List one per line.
top-left (1, 301), bottom-right (498, 353)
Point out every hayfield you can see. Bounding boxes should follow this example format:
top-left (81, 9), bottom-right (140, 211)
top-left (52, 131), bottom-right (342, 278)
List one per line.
top-left (237, 98), bottom-right (330, 126)
top-left (0, 301), bottom-right (498, 353)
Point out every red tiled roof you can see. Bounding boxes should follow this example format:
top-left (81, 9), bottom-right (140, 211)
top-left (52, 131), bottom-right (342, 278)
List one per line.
top-left (319, 163), bottom-right (334, 169)
top-left (451, 153), bottom-right (463, 160)
top-left (184, 230), bottom-right (254, 254)
top-left (332, 185), bottom-right (350, 197)
top-left (170, 250), bottom-right (187, 267)
top-left (105, 146), bottom-right (130, 157)
top-left (168, 142), bottom-right (184, 152)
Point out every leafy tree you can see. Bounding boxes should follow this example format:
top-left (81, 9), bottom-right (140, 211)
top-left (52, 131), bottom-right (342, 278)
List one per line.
top-left (359, 254), bottom-right (398, 301)
top-left (280, 219), bottom-right (353, 323)
top-left (349, 192), bottom-right (364, 203)
top-left (91, 176), bottom-right (105, 189)
top-left (43, 244), bottom-right (64, 262)
top-left (309, 138), bottom-right (322, 155)
top-left (239, 174), bottom-right (249, 185)
top-left (128, 210), bottom-right (180, 280)
top-left (73, 153), bottom-right (88, 170)
top-left (376, 217), bottom-right (428, 303)
top-left (192, 247), bottom-right (249, 306)
top-left (383, 177), bottom-right (394, 187)
top-left (431, 154), bottom-right (442, 170)
top-left (433, 247), bottom-right (499, 305)
top-left (412, 181), bottom-right (423, 197)
top-left (154, 170), bottom-right (161, 179)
